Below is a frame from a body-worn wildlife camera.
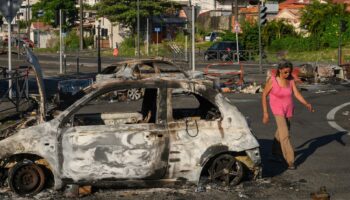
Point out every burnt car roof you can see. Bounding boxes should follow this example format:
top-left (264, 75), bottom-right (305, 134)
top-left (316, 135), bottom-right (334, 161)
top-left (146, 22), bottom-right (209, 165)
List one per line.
top-left (83, 78), bottom-right (217, 99)
top-left (113, 57), bottom-right (175, 65)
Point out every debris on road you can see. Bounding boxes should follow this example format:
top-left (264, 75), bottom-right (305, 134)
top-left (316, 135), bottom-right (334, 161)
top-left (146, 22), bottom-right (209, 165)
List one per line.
top-left (310, 186), bottom-right (330, 200)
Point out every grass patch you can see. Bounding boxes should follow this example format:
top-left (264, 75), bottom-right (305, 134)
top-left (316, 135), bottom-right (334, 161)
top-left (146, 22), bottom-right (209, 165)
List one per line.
top-left (266, 47), bottom-right (350, 63)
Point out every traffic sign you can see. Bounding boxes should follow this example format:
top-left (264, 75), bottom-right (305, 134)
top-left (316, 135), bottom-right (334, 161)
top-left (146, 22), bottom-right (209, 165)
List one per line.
top-left (0, 0), bottom-right (23, 22)
top-left (234, 21), bottom-right (241, 33)
top-left (154, 27), bottom-right (161, 32)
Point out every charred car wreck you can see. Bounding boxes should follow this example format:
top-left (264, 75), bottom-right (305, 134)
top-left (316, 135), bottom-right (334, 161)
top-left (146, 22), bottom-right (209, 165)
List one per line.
top-left (54, 58), bottom-right (194, 109)
top-left (0, 48), bottom-right (261, 196)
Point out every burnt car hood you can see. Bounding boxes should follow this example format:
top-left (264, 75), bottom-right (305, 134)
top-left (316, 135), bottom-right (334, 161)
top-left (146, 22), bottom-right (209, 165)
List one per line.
top-left (25, 47), bottom-right (47, 122)
top-left (0, 119), bottom-right (59, 161)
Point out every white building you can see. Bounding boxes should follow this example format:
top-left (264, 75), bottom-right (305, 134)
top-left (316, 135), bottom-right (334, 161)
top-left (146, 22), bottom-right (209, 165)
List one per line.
top-left (17, 0), bottom-right (39, 21)
top-left (96, 17), bottom-right (126, 48)
top-left (82, 0), bottom-right (100, 6)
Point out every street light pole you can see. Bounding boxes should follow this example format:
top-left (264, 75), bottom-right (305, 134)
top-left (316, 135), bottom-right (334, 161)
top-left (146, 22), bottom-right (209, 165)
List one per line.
top-left (191, 4), bottom-right (195, 72)
top-left (137, 0), bottom-right (140, 59)
top-left (26, 0), bottom-right (30, 37)
top-left (258, 1), bottom-right (263, 73)
top-left (97, 20), bottom-right (101, 73)
top-left (59, 9), bottom-right (63, 74)
top-left (338, 20), bottom-right (343, 66)
top-left (79, 0), bottom-right (83, 51)
top-left (7, 0), bottom-right (12, 99)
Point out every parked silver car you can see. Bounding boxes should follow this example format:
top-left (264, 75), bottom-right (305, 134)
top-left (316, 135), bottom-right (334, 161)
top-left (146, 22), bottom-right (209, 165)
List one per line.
top-left (0, 78), bottom-right (261, 196)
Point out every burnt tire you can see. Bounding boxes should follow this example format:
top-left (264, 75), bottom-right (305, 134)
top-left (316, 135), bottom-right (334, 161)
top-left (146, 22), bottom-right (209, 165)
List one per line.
top-left (208, 154), bottom-right (244, 186)
top-left (8, 162), bottom-right (45, 196)
top-left (127, 88), bottom-right (142, 101)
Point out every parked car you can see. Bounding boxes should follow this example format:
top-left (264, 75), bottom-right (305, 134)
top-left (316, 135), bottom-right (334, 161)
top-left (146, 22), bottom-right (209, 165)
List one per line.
top-left (0, 78), bottom-right (261, 196)
top-left (2, 37), bottom-right (34, 49)
top-left (204, 32), bottom-right (221, 42)
top-left (204, 41), bottom-right (243, 61)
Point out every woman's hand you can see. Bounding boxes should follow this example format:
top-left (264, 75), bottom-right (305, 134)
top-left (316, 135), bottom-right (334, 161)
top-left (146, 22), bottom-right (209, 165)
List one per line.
top-left (305, 103), bottom-right (314, 112)
top-left (263, 113), bottom-right (269, 124)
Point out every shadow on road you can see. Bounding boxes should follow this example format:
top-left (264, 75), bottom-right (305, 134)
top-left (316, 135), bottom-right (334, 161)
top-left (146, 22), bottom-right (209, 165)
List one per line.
top-left (258, 132), bottom-right (347, 178)
top-left (258, 139), bottom-right (287, 178)
top-left (294, 131), bottom-right (347, 166)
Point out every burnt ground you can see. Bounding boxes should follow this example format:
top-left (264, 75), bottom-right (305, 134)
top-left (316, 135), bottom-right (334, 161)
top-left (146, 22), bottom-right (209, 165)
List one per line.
top-left (0, 174), bottom-right (312, 200)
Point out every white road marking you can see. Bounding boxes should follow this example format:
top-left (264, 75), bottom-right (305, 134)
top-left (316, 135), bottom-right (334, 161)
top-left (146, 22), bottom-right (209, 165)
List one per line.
top-left (326, 102), bottom-right (350, 135)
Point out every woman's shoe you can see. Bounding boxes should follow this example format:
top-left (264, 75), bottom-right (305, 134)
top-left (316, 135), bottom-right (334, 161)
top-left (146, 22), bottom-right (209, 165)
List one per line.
top-left (288, 164), bottom-right (296, 170)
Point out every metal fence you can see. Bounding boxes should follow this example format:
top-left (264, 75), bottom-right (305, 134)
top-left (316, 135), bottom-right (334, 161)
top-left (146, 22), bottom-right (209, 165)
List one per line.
top-left (0, 66), bottom-right (30, 114)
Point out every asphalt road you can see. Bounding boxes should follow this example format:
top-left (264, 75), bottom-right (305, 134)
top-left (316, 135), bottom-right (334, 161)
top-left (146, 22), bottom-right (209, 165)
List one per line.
top-left (229, 89), bottom-right (350, 199)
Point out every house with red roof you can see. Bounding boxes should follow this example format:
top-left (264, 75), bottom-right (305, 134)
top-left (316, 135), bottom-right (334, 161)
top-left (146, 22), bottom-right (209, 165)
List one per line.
top-left (30, 22), bottom-right (55, 48)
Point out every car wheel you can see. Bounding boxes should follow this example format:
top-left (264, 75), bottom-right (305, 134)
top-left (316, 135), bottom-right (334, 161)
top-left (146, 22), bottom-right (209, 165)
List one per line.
top-left (221, 54), bottom-right (229, 61)
top-left (127, 88), bottom-right (142, 101)
top-left (9, 162), bottom-right (45, 196)
top-left (208, 154), bottom-right (244, 186)
top-left (204, 54), bottom-right (210, 61)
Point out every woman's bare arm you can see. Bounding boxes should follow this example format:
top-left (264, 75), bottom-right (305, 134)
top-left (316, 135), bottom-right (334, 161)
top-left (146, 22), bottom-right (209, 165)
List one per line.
top-left (262, 78), bottom-right (273, 124)
top-left (291, 81), bottom-right (313, 112)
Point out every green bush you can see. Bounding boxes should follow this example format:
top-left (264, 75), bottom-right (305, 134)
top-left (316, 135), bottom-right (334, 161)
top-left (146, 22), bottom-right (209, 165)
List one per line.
top-left (121, 36), bottom-right (135, 48)
top-left (83, 36), bottom-right (94, 48)
top-left (64, 30), bottom-right (79, 51)
top-left (269, 37), bottom-right (320, 52)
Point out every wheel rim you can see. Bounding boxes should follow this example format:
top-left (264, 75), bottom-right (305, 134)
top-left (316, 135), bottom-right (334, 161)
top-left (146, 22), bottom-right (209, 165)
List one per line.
top-left (221, 54), bottom-right (228, 61)
top-left (208, 154), bottom-right (243, 186)
top-left (10, 163), bottom-right (45, 196)
top-left (127, 88), bottom-right (142, 101)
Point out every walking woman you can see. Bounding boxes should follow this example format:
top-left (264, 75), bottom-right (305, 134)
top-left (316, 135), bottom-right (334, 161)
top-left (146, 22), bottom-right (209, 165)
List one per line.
top-left (262, 60), bottom-right (314, 169)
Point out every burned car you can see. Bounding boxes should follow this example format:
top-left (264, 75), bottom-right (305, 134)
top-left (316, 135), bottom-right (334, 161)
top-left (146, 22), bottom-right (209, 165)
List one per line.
top-left (95, 58), bottom-right (190, 101)
top-left (96, 57), bottom-right (188, 82)
top-left (54, 58), bottom-right (191, 109)
top-left (0, 77), bottom-right (261, 196)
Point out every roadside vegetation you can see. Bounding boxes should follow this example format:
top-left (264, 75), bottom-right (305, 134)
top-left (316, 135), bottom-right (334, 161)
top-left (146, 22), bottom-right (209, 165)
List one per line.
top-left (29, 0), bottom-right (350, 64)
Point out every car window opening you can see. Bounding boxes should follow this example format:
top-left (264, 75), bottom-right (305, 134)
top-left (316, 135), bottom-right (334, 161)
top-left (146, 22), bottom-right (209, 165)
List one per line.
top-left (172, 92), bottom-right (221, 121)
top-left (69, 88), bottom-right (158, 127)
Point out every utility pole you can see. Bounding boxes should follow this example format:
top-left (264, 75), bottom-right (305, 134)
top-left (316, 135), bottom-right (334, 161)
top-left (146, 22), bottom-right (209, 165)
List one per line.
top-left (27, 0), bottom-right (30, 37)
top-left (234, 0), bottom-right (239, 63)
top-left (338, 20), bottom-right (347, 66)
top-left (146, 18), bottom-right (149, 56)
top-left (258, 1), bottom-right (262, 73)
top-left (79, 0), bottom-right (83, 51)
top-left (185, 23), bottom-right (188, 62)
top-left (191, 4), bottom-right (195, 72)
top-left (97, 20), bottom-right (101, 73)
top-left (59, 9), bottom-right (63, 74)
top-left (137, 0), bottom-right (140, 59)
top-left (7, 0), bottom-right (12, 98)
top-left (338, 24), bottom-right (342, 66)
top-left (258, 1), bottom-right (267, 73)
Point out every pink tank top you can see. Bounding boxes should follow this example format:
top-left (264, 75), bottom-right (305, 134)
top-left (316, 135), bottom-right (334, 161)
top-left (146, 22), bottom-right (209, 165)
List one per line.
top-left (269, 76), bottom-right (294, 118)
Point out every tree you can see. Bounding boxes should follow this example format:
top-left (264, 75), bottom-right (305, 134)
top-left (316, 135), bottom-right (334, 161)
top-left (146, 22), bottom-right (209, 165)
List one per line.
top-left (300, 0), bottom-right (350, 48)
top-left (262, 19), bottom-right (297, 46)
top-left (96, 0), bottom-right (181, 34)
top-left (32, 0), bottom-right (78, 28)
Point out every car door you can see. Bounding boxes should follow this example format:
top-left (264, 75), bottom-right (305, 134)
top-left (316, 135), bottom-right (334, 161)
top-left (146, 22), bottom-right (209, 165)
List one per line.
top-left (166, 89), bottom-right (223, 178)
top-left (59, 86), bottom-right (169, 182)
